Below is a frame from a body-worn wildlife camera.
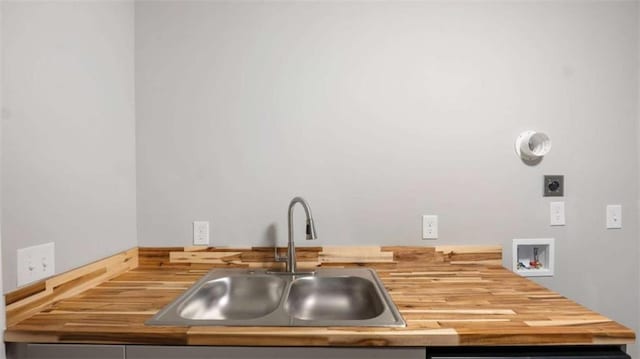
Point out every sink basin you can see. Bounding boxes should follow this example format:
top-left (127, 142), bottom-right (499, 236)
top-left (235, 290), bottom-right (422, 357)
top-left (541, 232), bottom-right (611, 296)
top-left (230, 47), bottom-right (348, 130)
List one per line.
top-left (146, 268), bottom-right (405, 327)
top-left (179, 275), bottom-right (286, 320)
top-left (285, 277), bottom-right (384, 320)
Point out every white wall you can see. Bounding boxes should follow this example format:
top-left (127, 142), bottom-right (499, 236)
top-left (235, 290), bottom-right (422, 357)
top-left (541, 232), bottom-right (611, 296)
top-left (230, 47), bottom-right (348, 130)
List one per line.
top-left (136, 0), bottom-right (639, 353)
top-left (0, 1), bottom-right (637, 355)
top-left (1, 1), bottom-right (137, 292)
top-left (638, 2), bottom-right (640, 356)
top-left (0, 0), bottom-right (6, 357)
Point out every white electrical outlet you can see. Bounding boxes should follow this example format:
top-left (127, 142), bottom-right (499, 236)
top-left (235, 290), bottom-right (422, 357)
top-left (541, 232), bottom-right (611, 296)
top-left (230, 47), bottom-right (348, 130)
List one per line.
top-left (606, 205), bottom-right (622, 229)
top-left (193, 221), bottom-right (210, 245)
top-left (17, 242), bottom-right (55, 287)
top-left (422, 215), bottom-right (438, 240)
top-left (550, 201), bottom-right (565, 226)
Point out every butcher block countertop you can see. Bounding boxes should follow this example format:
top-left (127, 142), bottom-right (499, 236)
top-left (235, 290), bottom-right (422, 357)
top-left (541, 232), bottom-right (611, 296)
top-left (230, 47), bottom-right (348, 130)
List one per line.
top-left (3, 246), bottom-right (635, 346)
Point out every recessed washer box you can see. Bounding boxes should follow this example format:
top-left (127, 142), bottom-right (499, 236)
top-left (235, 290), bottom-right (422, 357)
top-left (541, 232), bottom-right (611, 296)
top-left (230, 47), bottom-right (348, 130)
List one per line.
top-left (512, 238), bottom-right (554, 277)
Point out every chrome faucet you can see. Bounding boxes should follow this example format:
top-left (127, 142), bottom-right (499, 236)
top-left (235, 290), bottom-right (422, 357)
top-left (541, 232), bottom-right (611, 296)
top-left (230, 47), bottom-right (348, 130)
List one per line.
top-left (275, 197), bottom-right (318, 273)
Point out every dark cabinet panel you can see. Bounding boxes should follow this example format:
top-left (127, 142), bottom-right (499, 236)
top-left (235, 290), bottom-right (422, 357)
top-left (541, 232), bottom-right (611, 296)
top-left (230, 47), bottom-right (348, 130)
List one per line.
top-left (428, 346), bottom-right (629, 359)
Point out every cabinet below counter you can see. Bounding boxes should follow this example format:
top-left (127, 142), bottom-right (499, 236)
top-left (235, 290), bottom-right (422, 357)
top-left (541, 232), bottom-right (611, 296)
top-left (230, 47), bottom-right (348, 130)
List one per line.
top-left (7, 344), bottom-right (631, 359)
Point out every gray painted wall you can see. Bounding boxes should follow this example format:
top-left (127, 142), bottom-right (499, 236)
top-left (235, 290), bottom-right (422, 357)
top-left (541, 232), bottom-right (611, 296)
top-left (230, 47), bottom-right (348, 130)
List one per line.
top-left (637, 2), bottom-right (640, 353)
top-left (136, 1), bottom-right (639, 354)
top-left (1, 1), bottom-right (137, 291)
top-left (0, 1), bottom-right (6, 358)
top-left (0, 0), bottom-right (637, 355)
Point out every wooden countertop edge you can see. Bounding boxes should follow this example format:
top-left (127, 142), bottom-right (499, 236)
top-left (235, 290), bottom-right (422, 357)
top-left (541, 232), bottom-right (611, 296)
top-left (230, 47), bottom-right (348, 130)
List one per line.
top-left (4, 327), bottom-right (634, 347)
top-left (3, 318), bottom-right (635, 346)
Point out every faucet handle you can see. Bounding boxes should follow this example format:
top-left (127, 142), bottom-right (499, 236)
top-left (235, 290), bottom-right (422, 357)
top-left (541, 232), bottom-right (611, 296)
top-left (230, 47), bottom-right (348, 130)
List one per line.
top-left (274, 247), bottom-right (287, 262)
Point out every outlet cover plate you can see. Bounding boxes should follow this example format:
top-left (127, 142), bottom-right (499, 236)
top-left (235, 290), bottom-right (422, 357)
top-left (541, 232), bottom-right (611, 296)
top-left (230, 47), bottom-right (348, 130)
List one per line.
top-left (550, 201), bottom-right (566, 226)
top-left (422, 215), bottom-right (438, 240)
top-left (193, 221), bottom-right (210, 245)
top-left (544, 175), bottom-right (564, 197)
top-left (17, 242), bottom-right (55, 287)
top-left (606, 205), bottom-right (622, 229)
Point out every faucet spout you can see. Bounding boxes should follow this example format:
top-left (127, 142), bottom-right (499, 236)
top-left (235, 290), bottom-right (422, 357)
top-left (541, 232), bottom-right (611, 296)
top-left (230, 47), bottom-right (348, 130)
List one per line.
top-left (286, 197), bottom-right (317, 273)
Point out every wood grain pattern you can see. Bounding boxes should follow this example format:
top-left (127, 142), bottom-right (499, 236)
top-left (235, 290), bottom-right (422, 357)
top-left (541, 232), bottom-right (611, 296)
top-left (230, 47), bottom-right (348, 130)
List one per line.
top-left (319, 246), bottom-right (394, 263)
top-left (5, 248), bottom-right (138, 327)
top-left (136, 246), bottom-right (500, 270)
top-left (5, 282), bottom-right (47, 306)
top-left (3, 246), bottom-right (635, 347)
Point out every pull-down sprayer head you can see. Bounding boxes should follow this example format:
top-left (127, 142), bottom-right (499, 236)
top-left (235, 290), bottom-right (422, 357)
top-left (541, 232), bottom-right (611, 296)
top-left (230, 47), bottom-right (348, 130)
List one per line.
top-left (306, 219), bottom-right (318, 240)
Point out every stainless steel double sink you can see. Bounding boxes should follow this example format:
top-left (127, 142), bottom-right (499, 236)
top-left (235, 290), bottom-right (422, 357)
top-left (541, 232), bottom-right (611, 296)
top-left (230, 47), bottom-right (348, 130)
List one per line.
top-left (146, 268), bottom-right (406, 327)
